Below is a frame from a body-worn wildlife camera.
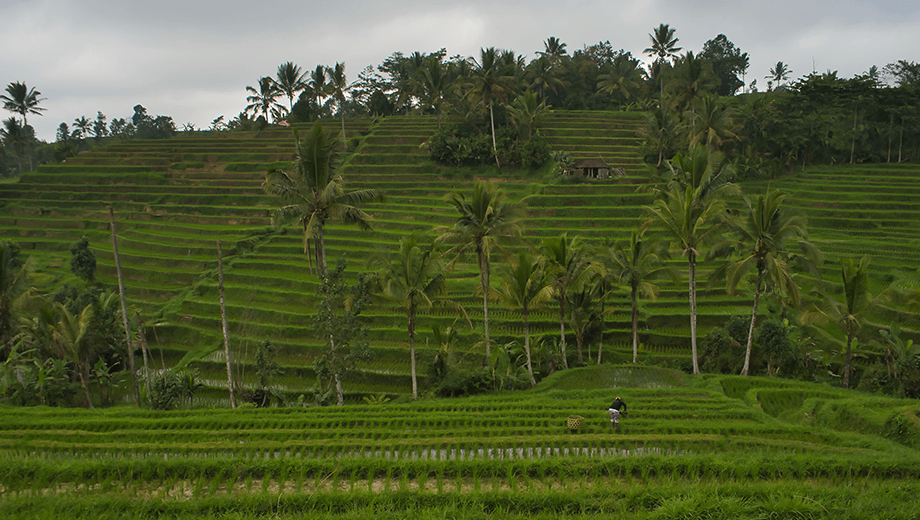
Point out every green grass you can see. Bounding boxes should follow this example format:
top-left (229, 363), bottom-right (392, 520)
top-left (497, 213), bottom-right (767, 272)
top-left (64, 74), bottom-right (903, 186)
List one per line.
top-left (1, 371), bottom-right (920, 519)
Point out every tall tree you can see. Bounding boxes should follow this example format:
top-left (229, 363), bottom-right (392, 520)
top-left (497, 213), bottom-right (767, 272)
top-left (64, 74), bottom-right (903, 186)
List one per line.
top-left (538, 36), bottom-right (568, 64)
top-left (0, 81), bottom-right (46, 128)
top-left (719, 189), bottom-right (820, 375)
top-left (0, 241), bottom-right (36, 347)
top-left (370, 235), bottom-right (457, 399)
top-left (601, 227), bottom-right (677, 364)
top-left (307, 65), bottom-right (330, 108)
top-left (416, 54), bottom-right (457, 128)
top-left (767, 61), bottom-right (792, 90)
top-left (644, 183), bottom-right (729, 374)
top-left (326, 62), bottom-right (350, 145)
top-left (0, 118), bottom-right (28, 174)
top-left (805, 256), bottom-right (872, 388)
top-left (493, 250), bottom-right (554, 386)
top-left (245, 77), bottom-right (284, 123)
top-left (108, 207), bottom-right (139, 405)
top-left (314, 261), bottom-right (372, 406)
top-left (437, 181), bottom-right (525, 359)
top-left (216, 240), bottom-right (237, 408)
top-left (52, 302), bottom-right (94, 407)
top-left (506, 90), bottom-right (547, 139)
top-left (276, 62), bottom-right (308, 112)
top-left (540, 233), bottom-right (598, 369)
top-left (644, 24), bottom-right (682, 98)
top-left (667, 51), bottom-right (719, 117)
top-left (687, 95), bottom-right (739, 151)
top-left (263, 122), bottom-right (384, 274)
top-left (467, 47), bottom-right (516, 167)
top-left (596, 53), bottom-right (644, 109)
top-left (699, 34), bottom-right (749, 96)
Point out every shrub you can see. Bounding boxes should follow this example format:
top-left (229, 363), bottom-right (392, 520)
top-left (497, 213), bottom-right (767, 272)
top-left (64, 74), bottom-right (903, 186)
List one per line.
top-left (434, 369), bottom-right (491, 398)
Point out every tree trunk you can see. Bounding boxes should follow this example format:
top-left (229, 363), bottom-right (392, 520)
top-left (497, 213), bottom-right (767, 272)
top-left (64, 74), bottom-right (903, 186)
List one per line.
top-left (631, 286), bottom-right (639, 364)
top-left (741, 269), bottom-right (764, 376)
top-left (489, 102), bottom-right (500, 168)
top-left (576, 331), bottom-right (584, 366)
top-left (334, 372), bottom-right (344, 406)
top-left (78, 362), bottom-right (93, 409)
top-left (217, 240), bottom-right (237, 408)
top-left (134, 311), bottom-right (153, 405)
top-left (850, 107), bottom-right (857, 164)
top-left (688, 259), bottom-right (700, 375)
top-left (558, 298), bottom-right (569, 369)
top-left (843, 332), bottom-right (854, 389)
top-left (109, 207), bottom-right (139, 405)
top-left (523, 308), bottom-right (535, 387)
top-left (479, 249), bottom-right (491, 360)
top-left (408, 302), bottom-right (418, 400)
top-left (887, 114), bottom-right (893, 163)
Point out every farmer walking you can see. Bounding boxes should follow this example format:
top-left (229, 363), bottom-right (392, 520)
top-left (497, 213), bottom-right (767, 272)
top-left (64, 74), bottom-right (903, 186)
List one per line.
top-left (608, 396), bottom-right (627, 431)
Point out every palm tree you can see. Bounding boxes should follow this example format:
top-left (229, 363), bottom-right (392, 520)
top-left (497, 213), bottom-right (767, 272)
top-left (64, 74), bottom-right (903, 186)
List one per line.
top-left (667, 51), bottom-right (719, 117)
top-left (0, 241), bottom-right (36, 346)
top-left (0, 118), bottom-right (29, 174)
top-left (540, 233), bottom-right (598, 369)
top-left (566, 276), bottom-right (608, 366)
top-left (436, 181), bottom-right (525, 359)
top-left (720, 189), bottom-right (820, 375)
top-left (370, 235), bottom-right (455, 399)
top-left (506, 90), bottom-right (547, 139)
top-left (597, 56), bottom-right (643, 110)
top-left (644, 184), bottom-right (728, 374)
top-left (641, 107), bottom-right (677, 168)
top-left (307, 65), bottom-right (329, 108)
top-left (526, 57), bottom-right (564, 100)
top-left (0, 81), bottom-right (46, 128)
top-left (276, 62), bottom-right (307, 112)
top-left (644, 24), bottom-right (682, 98)
top-left (467, 47), bottom-right (516, 167)
top-left (263, 122), bottom-right (384, 274)
top-left (52, 302), bottom-right (94, 407)
top-left (687, 95), bottom-right (739, 151)
top-left (245, 77), bottom-right (284, 123)
top-left (767, 61), bottom-right (792, 90)
top-left (601, 227), bottom-right (677, 364)
top-left (416, 54), bottom-right (457, 129)
top-left (805, 256), bottom-right (871, 388)
top-left (73, 116), bottom-right (92, 140)
top-left (538, 36), bottom-right (568, 65)
top-left (493, 250), bottom-right (554, 386)
top-left (326, 62), bottom-right (350, 146)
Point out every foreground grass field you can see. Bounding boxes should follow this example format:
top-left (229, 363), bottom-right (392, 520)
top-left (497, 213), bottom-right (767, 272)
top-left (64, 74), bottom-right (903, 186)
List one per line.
top-left (2, 367), bottom-right (920, 519)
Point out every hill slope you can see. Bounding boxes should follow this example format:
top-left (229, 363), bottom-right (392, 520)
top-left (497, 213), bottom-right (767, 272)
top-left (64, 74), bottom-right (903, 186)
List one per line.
top-left (2, 112), bottom-right (919, 400)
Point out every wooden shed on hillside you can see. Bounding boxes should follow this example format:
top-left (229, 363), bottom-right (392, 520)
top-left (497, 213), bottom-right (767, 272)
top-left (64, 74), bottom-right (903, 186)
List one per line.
top-left (569, 159), bottom-right (611, 179)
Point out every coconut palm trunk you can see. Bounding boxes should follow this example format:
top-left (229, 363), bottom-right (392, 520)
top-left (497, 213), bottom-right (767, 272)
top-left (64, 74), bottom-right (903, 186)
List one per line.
top-left (479, 248), bottom-right (491, 359)
top-left (688, 257), bottom-right (700, 375)
top-left (135, 311), bottom-right (153, 405)
top-left (408, 300), bottom-right (418, 399)
top-left (557, 299), bottom-right (569, 369)
top-left (109, 207), bottom-right (140, 405)
top-left (741, 268), bottom-right (764, 376)
top-left (844, 332), bottom-right (855, 389)
top-left (217, 240), bottom-right (237, 408)
top-left (631, 286), bottom-right (640, 364)
top-left (523, 308), bottom-right (535, 387)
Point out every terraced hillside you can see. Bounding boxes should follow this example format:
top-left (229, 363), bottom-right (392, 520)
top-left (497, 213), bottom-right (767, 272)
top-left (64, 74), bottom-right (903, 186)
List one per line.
top-left (2, 113), bottom-right (919, 401)
top-left (2, 367), bottom-right (919, 519)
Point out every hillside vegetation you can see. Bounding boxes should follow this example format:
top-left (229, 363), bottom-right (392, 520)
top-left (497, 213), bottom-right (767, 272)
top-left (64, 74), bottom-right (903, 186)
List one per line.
top-left (1, 111), bottom-right (919, 402)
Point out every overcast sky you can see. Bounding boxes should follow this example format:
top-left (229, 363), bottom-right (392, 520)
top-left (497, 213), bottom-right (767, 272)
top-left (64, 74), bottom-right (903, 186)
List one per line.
top-left (2, 0), bottom-right (918, 142)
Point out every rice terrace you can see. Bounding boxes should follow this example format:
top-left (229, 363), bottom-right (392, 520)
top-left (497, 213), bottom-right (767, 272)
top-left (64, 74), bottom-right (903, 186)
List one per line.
top-left (2, 28), bottom-right (920, 519)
